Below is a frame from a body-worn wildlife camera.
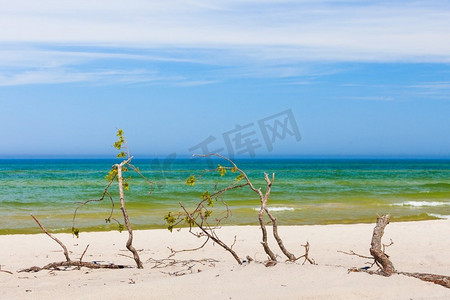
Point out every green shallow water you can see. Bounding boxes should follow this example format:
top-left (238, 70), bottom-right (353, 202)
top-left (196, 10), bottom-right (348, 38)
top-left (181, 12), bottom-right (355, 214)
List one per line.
top-left (0, 159), bottom-right (449, 235)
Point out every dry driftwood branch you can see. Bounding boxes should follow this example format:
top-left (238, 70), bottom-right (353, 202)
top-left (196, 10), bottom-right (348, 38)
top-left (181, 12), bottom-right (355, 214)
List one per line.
top-left (147, 257), bottom-right (219, 269)
top-left (396, 271), bottom-right (450, 289)
top-left (19, 261), bottom-right (129, 272)
top-left (78, 244), bottom-right (90, 269)
top-left (146, 257), bottom-right (219, 276)
top-left (295, 242), bottom-right (316, 265)
top-left (0, 265), bottom-right (13, 275)
top-left (167, 236), bottom-right (210, 258)
top-left (194, 153), bottom-right (300, 262)
top-left (31, 214), bottom-right (71, 262)
top-left (23, 215), bottom-right (131, 272)
top-left (338, 250), bottom-right (374, 260)
top-left (348, 214), bottom-right (450, 289)
top-left (346, 214), bottom-right (397, 276)
top-left (369, 214), bottom-right (395, 276)
top-left (258, 194), bottom-right (277, 261)
top-left (262, 173), bottom-right (297, 261)
top-left (180, 203), bottom-right (242, 265)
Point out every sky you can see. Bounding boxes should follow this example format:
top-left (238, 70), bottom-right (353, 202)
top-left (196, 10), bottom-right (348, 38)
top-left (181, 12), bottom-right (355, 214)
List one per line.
top-left (0, 0), bottom-right (449, 158)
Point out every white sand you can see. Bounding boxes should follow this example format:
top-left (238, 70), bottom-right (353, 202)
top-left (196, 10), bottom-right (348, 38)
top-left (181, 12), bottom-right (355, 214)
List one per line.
top-left (1, 220), bottom-right (449, 299)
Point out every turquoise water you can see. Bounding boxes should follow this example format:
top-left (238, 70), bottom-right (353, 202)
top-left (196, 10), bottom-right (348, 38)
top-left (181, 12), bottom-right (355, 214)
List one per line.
top-left (1, 159), bottom-right (449, 234)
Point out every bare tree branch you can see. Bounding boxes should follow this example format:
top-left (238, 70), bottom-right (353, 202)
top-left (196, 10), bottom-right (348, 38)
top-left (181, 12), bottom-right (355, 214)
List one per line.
top-left (31, 214), bottom-right (70, 262)
top-left (167, 236), bottom-right (210, 258)
top-left (24, 215), bottom-right (130, 272)
top-left (296, 242), bottom-right (316, 265)
top-left (180, 203), bottom-right (242, 265)
top-left (0, 266), bottom-right (13, 275)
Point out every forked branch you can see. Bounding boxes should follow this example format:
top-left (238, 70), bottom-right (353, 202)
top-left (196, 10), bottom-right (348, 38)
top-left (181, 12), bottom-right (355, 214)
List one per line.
top-left (180, 203), bottom-right (242, 265)
top-left (22, 215), bottom-right (130, 272)
top-left (187, 153), bottom-right (309, 263)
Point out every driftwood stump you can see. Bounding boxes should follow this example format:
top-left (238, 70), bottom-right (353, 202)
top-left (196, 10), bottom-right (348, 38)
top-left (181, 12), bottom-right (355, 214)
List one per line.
top-left (347, 214), bottom-right (450, 289)
top-left (370, 214), bottom-right (395, 276)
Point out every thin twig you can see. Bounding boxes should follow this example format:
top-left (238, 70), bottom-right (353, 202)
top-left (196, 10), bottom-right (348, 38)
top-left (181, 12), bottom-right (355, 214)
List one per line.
top-left (167, 236), bottom-right (210, 258)
top-left (0, 266), bottom-right (13, 275)
top-left (31, 214), bottom-right (71, 262)
top-left (80, 244), bottom-right (90, 263)
top-left (338, 250), bottom-right (374, 260)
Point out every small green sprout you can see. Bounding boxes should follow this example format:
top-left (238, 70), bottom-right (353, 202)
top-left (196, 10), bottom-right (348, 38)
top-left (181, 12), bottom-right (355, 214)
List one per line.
top-left (164, 212), bottom-right (177, 232)
top-left (235, 174), bottom-right (245, 182)
top-left (72, 227), bottom-right (80, 238)
top-left (217, 164), bottom-right (227, 177)
top-left (186, 175), bottom-right (196, 186)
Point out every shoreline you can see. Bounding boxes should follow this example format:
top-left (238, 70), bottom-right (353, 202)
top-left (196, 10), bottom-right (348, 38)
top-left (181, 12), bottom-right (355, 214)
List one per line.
top-left (1, 213), bottom-right (446, 236)
top-left (1, 220), bottom-right (449, 299)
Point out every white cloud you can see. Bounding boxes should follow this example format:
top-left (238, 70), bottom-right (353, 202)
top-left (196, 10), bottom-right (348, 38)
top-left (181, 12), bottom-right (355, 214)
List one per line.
top-left (344, 96), bottom-right (395, 101)
top-left (0, 68), bottom-right (198, 86)
top-left (1, 1), bottom-right (450, 85)
top-left (1, 1), bottom-right (449, 61)
top-left (408, 81), bottom-right (450, 99)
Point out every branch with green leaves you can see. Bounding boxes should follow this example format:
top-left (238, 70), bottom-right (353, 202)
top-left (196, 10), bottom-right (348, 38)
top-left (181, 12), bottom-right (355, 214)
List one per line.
top-left (164, 154), bottom-right (250, 264)
top-left (72, 129), bottom-right (153, 269)
top-left (167, 153), bottom-right (310, 265)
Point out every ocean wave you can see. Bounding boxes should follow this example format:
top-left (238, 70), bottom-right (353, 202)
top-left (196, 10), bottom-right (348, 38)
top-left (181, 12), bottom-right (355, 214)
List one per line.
top-left (252, 207), bottom-right (296, 212)
top-left (428, 213), bottom-right (450, 220)
top-left (391, 201), bottom-right (449, 207)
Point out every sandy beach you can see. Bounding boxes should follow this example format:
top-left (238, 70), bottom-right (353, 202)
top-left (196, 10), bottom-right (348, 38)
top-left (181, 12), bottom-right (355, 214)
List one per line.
top-left (1, 219), bottom-right (449, 299)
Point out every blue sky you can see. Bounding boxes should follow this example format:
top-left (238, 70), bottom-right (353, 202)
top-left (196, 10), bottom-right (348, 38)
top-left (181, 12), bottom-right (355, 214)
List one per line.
top-left (0, 0), bottom-right (449, 158)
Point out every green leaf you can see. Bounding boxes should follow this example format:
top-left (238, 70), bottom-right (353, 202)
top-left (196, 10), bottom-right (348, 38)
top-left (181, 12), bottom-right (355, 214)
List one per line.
top-left (105, 168), bottom-right (118, 181)
top-left (217, 164), bottom-right (227, 177)
top-left (185, 175), bottom-right (196, 186)
top-left (201, 191), bottom-right (213, 206)
top-left (235, 174), bottom-right (245, 182)
top-left (164, 212), bottom-right (176, 224)
top-left (200, 191), bottom-right (210, 200)
top-left (113, 141), bottom-right (122, 150)
top-left (184, 216), bottom-right (195, 226)
top-left (72, 228), bottom-right (80, 238)
top-left (204, 210), bottom-right (212, 218)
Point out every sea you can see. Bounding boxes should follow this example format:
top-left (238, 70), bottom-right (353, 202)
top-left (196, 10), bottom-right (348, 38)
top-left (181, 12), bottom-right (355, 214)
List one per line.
top-left (1, 158), bottom-right (449, 235)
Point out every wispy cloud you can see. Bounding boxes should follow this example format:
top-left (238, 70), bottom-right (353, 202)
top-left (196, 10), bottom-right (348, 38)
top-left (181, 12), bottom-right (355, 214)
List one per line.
top-left (344, 96), bottom-right (395, 101)
top-left (410, 81), bottom-right (450, 90)
top-left (408, 81), bottom-right (450, 99)
top-left (0, 68), bottom-right (217, 86)
top-left (1, 1), bottom-right (450, 85)
top-left (1, 1), bottom-right (449, 61)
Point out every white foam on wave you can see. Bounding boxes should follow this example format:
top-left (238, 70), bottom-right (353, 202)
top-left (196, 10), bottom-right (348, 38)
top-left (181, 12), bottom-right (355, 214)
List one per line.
top-left (391, 201), bottom-right (449, 207)
top-left (252, 207), bottom-right (296, 212)
top-left (428, 213), bottom-right (450, 220)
